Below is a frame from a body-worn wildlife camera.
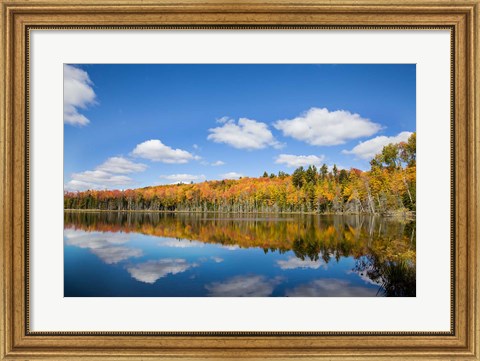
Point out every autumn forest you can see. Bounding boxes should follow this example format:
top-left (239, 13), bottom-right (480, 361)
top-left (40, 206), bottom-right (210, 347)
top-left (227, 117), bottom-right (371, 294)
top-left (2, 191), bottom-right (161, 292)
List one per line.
top-left (65, 133), bottom-right (416, 216)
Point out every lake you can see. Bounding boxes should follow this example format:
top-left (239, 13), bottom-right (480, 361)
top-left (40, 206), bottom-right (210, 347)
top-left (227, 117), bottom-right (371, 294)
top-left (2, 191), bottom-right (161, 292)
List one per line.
top-left (64, 211), bottom-right (416, 297)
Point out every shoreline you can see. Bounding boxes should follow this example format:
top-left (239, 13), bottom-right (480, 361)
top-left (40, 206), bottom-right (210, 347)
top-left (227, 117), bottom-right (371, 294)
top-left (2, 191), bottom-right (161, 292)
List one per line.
top-left (64, 208), bottom-right (415, 220)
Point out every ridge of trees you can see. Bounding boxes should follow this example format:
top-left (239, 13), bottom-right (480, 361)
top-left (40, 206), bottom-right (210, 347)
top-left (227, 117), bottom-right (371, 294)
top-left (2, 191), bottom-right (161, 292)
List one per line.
top-left (64, 133), bottom-right (416, 215)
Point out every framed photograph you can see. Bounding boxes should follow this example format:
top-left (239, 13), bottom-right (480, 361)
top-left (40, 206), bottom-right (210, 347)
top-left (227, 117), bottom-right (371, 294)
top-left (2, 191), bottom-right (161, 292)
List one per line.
top-left (1, 0), bottom-right (478, 359)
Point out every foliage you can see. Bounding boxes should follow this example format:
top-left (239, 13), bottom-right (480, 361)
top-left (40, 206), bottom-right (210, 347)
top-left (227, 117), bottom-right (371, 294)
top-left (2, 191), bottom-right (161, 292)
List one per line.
top-left (65, 133), bottom-right (416, 215)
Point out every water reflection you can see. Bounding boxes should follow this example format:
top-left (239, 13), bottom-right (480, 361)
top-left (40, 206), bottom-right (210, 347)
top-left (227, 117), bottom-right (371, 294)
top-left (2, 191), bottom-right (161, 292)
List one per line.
top-left (64, 211), bottom-right (416, 297)
top-left (354, 255), bottom-right (416, 297)
top-left (205, 275), bottom-right (284, 297)
top-left (285, 279), bottom-right (378, 297)
top-left (64, 229), bottom-right (142, 264)
top-left (127, 259), bottom-right (198, 284)
top-left (276, 256), bottom-right (327, 270)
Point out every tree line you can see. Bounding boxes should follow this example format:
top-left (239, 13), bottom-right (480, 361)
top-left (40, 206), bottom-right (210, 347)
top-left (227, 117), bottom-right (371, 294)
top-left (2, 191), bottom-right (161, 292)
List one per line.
top-left (65, 133), bottom-right (416, 215)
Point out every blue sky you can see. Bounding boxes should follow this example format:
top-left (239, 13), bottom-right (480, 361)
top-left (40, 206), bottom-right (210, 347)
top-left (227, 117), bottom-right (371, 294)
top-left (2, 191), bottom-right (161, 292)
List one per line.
top-left (64, 64), bottom-right (415, 191)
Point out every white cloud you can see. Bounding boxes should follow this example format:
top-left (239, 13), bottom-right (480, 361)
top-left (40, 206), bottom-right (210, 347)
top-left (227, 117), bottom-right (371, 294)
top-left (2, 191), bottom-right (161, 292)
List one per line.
top-left (64, 229), bottom-right (142, 264)
top-left (276, 256), bottom-right (327, 270)
top-left (208, 118), bottom-right (282, 150)
top-left (127, 259), bottom-right (197, 284)
top-left (132, 139), bottom-right (198, 163)
top-left (68, 170), bottom-right (133, 189)
top-left (64, 64), bottom-right (96, 126)
top-left (285, 278), bottom-right (377, 297)
top-left (216, 116), bottom-right (231, 124)
top-left (211, 257), bottom-right (224, 263)
top-left (201, 160), bottom-right (226, 166)
top-left (211, 160), bottom-right (225, 166)
top-left (65, 179), bottom-right (99, 192)
top-left (65, 175), bottom-right (128, 191)
top-left (205, 275), bottom-right (282, 297)
top-left (275, 154), bottom-right (325, 168)
top-left (65, 156), bottom-right (146, 191)
top-left (274, 107), bottom-right (382, 146)
top-left (96, 156), bottom-right (147, 174)
top-left (220, 172), bottom-right (243, 180)
top-left (159, 173), bottom-right (206, 184)
top-left (342, 131), bottom-right (413, 160)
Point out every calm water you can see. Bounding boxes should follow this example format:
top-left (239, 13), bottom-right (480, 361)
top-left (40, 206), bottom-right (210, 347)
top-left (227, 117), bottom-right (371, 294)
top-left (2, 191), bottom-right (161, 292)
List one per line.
top-left (64, 212), bottom-right (416, 297)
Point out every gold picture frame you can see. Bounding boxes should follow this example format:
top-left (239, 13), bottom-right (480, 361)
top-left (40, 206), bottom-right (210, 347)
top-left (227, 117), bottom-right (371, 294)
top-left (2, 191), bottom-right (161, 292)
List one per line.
top-left (1, 0), bottom-right (478, 359)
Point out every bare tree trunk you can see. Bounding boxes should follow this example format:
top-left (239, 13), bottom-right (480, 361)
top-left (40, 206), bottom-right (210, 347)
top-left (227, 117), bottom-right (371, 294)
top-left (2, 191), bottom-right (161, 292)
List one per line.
top-left (403, 172), bottom-right (413, 206)
top-left (363, 179), bottom-right (376, 214)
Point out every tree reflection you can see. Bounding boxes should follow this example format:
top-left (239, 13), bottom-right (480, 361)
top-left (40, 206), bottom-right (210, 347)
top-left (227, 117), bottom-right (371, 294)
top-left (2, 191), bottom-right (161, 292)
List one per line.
top-left (65, 211), bottom-right (416, 296)
top-left (354, 255), bottom-right (416, 297)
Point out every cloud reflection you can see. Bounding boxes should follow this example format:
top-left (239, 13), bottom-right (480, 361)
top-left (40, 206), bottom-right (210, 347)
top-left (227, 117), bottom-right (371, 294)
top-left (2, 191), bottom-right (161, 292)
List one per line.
top-left (90, 247), bottom-right (143, 264)
top-left (285, 278), bottom-right (377, 297)
top-left (159, 238), bottom-right (205, 248)
top-left (277, 256), bottom-right (327, 270)
top-left (64, 229), bottom-right (142, 264)
top-left (347, 270), bottom-right (382, 286)
top-left (223, 245), bottom-right (240, 251)
top-left (127, 259), bottom-right (198, 284)
top-left (205, 275), bottom-right (282, 297)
